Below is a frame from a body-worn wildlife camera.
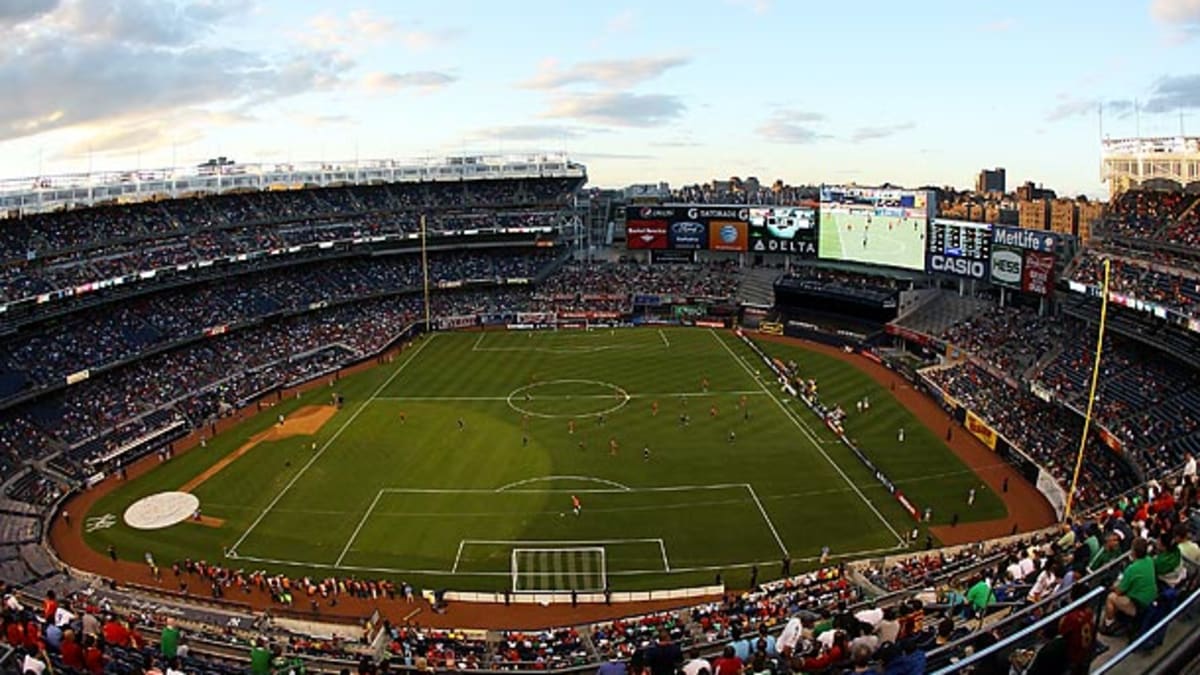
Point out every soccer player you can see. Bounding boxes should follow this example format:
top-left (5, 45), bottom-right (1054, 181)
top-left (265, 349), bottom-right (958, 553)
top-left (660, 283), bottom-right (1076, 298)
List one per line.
top-left (897, 427), bottom-right (905, 443)
top-left (728, 429), bottom-right (736, 444)
top-left (701, 377), bottom-right (709, 392)
top-left (709, 403), bottom-right (719, 419)
top-left (457, 418), bottom-right (465, 431)
top-left (609, 437), bottom-right (619, 456)
top-left (572, 495), bottom-right (581, 517)
top-left (568, 419), bottom-right (575, 435)
top-left (522, 434), bottom-right (529, 448)
top-left (967, 488), bottom-right (976, 506)
top-left (398, 411), bottom-right (406, 424)
top-left (651, 400), bottom-right (659, 417)
top-left (643, 446), bottom-right (650, 462)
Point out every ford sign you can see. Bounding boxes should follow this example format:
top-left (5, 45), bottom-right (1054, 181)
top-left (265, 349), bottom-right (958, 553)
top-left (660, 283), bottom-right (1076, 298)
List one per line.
top-left (671, 221), bottom-right (705, 235)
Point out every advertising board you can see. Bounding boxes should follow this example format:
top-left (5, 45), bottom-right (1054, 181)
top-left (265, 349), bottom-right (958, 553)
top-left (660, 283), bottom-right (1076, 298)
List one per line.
top-left (748, 205), bottom-right (818, 256)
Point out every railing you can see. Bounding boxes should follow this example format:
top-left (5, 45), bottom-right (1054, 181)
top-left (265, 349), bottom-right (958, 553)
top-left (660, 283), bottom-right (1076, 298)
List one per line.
top-left (1094, 587), bottom-right (1200, 674)
top-left (931, 585), bottom-right (1107, 674)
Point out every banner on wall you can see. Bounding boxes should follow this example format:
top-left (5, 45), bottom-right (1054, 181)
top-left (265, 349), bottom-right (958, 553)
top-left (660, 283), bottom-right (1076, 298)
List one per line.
top-left (965, 410), bottom-right (998, 450)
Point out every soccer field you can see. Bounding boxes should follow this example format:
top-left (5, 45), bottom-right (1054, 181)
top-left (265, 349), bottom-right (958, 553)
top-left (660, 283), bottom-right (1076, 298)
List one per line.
top-left (83, 328), bottom-right (1005, 592)
top-left (819, 209), bottom-right (927, 270)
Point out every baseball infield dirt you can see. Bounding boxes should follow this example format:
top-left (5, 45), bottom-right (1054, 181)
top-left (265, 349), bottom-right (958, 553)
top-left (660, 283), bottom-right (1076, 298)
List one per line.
top-left (178, 405), bottom-right (337, 493)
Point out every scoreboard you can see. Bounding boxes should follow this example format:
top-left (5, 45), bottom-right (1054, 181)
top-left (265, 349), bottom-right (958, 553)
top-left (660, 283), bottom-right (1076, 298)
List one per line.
top-left (926, 218), bottom-right (992, 279)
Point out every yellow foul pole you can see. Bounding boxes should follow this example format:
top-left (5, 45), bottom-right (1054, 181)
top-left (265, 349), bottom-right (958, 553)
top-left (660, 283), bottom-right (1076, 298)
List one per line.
top-left (1064, 258), bottom-right (1111, 521)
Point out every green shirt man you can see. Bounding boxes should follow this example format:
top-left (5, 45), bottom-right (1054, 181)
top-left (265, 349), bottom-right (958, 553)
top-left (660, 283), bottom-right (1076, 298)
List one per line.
top-left (965, 579), bottom-right (995, 613)
top-left (160, 621), bottom-right (179, 659)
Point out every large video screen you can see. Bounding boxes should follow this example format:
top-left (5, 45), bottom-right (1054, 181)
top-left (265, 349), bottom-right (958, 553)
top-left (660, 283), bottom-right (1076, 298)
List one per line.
top-left (748, 205), bottom-right (818, 256)
top-left (818, 186), bottom-right (929, 270)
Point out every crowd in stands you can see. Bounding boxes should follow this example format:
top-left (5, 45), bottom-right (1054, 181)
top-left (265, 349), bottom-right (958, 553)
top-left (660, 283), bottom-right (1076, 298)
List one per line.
top-left (535, 261), bottom-right (739, 313)
top-left (669, 184), bottom-right (817, 206)
top-left (939, 304), bottom-right (1065, 375)
top-left (776, 268), bottom-right (900, 303)
top-left (0, 249), bottom-right (558, 397)
top-left (0, 176), bottom-right (581, 305)
top-left (1071, 249), bottom-right (1200, 319)
top-left (925, 361), bottom-right (1138, 510)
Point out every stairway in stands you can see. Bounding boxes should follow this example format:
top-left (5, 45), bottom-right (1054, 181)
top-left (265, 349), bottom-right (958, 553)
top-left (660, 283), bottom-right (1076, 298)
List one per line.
top-left (737, 267), bottom-right (781, 307)
top-left (891, 289), bottom-right (991, 338)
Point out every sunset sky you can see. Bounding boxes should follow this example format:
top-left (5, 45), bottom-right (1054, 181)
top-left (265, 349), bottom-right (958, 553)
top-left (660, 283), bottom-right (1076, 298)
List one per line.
top-left (1, 0), bottom-right (1199, 196)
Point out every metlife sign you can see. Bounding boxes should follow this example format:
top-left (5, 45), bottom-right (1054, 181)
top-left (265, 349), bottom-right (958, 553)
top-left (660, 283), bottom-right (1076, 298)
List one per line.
top-left (992, 226), bottom-right (1058, 253)
top-left (926, 253), bottom-right (989, 280)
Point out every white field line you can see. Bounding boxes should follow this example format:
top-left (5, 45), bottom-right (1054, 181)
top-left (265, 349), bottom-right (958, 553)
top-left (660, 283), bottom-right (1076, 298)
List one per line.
top-left (708, 329), bottom-right (907, 546)
top-left (226, 335), bottom-right (436, 557)
top-left (229, 542), bottom-right (905, 578)
top-left (472, 332), bottom-right (485, 351)
top-left (372, 390), bottom-right (764, 402)
top-left (495, 475), bottom-right (632, 492)
top-left (658, 539), bottom-right (671, 572)
top-left (743, 483), bottom-right (789, 557)
top-left (658, 329), bottom-right (671, 347)
top-left (334, 489), bottom-right (384, 567)
top-left (381, 483), bottom-right (753, 495)
top-left (452, 540), bottom-right (467, 574)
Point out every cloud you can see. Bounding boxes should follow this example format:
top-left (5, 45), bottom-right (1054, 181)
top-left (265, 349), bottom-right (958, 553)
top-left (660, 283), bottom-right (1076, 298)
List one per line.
top-left (1151, 0), bottom-right (1200, 39)
top-left (726, 0), bottom-right (771, 14)
top-left (520, 55), bottom-right (690, 90)
top-left (400, 27), bottom-right (462, 51)
top-left (362, 70), bottom-right (457, 93)
top-left (58, 108), bottom-right (253, 158)
top-left (468, 125), bottom-right (592, 141)
top-left (757, 110), bottom-right (828, 143)
top-left (52, 0), bottom-right (251, 46)
top-left (572, 151), bottom-right (655, 161)
top-left (541, 92), bottom-right (685, 127)
top-left (1046, 96), bottom-right (1100, 122)
top-left (851, 122), bottom-right (915, 141)
top-left (0, 0), bottom-right (58, 26)
top-left (300, 9), bottom-right (396, 49)
top-left (0, 0), bottom-right (351, 142)
top-left (1144, 73), bottom-right (1200, 112)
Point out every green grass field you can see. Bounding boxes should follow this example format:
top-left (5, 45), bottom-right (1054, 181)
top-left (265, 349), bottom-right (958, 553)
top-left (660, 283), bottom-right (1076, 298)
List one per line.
top-left (83, 328), bottom-right (1005, 592)
top-left (818, 209), bottom-right (927, 270)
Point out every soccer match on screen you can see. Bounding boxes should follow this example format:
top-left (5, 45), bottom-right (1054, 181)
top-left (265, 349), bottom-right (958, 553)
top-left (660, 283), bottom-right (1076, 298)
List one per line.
top-left (2, 1), bottom-right (1200, 673)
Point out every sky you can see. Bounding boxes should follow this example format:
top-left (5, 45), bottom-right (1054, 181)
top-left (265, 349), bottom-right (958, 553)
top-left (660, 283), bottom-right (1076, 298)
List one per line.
top-left (1, 0), bottom-right (1199, 198)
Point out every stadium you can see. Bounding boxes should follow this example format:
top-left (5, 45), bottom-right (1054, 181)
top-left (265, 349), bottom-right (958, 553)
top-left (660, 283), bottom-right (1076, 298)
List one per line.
top-left (4, 5), bottom-right (1200, 674)
top-left (0, 144), bottom-right (1198, 673)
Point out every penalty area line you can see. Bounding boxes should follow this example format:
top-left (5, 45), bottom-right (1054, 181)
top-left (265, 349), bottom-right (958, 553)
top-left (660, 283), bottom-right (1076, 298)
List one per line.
top-left (657, 329), bottom-right (671, 347)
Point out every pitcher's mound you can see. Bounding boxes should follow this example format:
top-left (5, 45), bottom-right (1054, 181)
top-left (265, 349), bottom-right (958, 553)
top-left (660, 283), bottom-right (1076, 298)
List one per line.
top-left (124, 492), bottom-right (200, 530)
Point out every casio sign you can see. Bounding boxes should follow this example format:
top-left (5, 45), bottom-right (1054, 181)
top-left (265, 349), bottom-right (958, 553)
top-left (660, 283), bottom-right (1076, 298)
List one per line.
top-left (991, 250), bottom-right (1023, 284)
top-left (929, 254), bottom-right (986, 279)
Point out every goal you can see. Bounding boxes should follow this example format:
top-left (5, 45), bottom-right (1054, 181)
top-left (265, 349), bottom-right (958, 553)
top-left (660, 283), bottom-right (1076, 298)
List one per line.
top-left (510, 547), bottom-right (607, 593)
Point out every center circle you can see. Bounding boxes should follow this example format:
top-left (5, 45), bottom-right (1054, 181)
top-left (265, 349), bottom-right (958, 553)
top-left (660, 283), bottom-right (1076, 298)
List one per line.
top-left (506, 379), bottom-right (630, 419)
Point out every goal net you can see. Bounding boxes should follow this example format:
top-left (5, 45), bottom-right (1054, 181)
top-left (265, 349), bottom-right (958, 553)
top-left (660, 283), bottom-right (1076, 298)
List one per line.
top-left (511, 547), bottom-right (607, 593)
